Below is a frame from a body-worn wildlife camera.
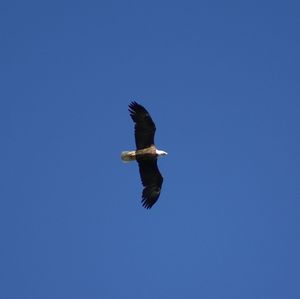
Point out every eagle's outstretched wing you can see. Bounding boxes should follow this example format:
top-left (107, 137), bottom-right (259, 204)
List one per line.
top-left (128, 101), bottom-right (156, 150)
top-left (137, 158), bottom-right (163, 209)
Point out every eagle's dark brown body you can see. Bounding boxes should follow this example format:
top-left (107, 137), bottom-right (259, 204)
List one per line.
top-left (121, 102), bottom-right (167, 209)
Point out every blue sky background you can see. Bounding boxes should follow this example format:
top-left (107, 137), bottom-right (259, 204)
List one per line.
top-left (1, 1), bottom-right (300, 298)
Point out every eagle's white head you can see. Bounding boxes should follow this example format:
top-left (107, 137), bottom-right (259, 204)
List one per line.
top-left (156, 149), bottom-right (168, 157)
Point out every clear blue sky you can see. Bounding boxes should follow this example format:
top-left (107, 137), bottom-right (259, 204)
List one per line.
top-left (1, 1), bottom-right (300, 298)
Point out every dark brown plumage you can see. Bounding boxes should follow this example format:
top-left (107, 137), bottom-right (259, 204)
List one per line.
top-left (137, 158), bottom-right (163, 209)
top-left (125, 101), bottom-right (166, 209)
top-left (128, 101), bottom-right (156, 150)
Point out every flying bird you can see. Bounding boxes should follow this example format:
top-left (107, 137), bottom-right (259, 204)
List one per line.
top-left (121, 101), bottom-right (167, 209)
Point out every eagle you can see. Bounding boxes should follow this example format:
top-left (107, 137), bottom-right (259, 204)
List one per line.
top-left (121, 101), bottom-right (167, 209)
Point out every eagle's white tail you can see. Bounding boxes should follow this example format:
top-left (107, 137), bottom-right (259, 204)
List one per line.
top-left (121, 151), bottom-right (136, 162)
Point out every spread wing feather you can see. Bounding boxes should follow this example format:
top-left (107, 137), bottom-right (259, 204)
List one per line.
top-left (137, 158), bottom-right (163, 209)
top-left (128, 101), bottom-right (156, 150)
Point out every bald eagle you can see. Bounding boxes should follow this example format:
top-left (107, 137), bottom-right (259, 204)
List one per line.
top-left (121, 101), bottom-right (167, 209)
